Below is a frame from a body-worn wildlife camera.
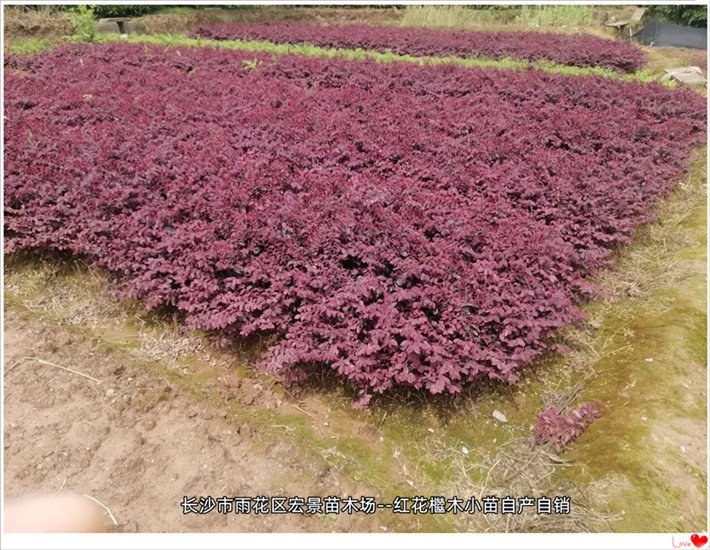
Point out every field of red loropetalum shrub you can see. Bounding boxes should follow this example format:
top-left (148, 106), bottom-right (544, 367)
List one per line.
top-left (4, 44), bottom-right (705, 406)
top-left (191, 22), bottom-right (647, 73)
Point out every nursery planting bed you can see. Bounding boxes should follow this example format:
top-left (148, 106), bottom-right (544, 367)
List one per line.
top-left (4, 44), bottom-right (705, 405)
top-left (192, 22), bottom-right (647, 72)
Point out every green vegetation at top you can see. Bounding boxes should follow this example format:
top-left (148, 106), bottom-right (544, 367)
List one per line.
top-left (647, 5), bottom-right (707, 28)
top-left (62, 4), bottom-right (256, 18)
top-left (5, 37), bottom-right (52, 56)
top-left (401, 5), bottom-right (598, 31)
top-left (402, 4), bottom-right (706, 32)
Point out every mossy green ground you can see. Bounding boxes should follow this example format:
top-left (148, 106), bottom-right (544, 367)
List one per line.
top-left (561, 150), bottom-right (708, 531)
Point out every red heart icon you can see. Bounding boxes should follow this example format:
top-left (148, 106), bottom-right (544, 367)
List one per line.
top-left (691, 534), bottom-right (709, 548)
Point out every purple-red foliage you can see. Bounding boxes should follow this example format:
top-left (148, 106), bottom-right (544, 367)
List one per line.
top-left (4, 44), bottom-right (705, 406)
top-left (192, 22), bottom-right (646, 73)
top-left (4, 53), bottom-right (35, 72)
top-left (533, 402), bottom-right (602, 451)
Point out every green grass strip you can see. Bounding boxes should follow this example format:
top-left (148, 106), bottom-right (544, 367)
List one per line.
top-left (99, 33), bottom-right (667, 85)
top-left (5, 37), bottom-right (53, 56)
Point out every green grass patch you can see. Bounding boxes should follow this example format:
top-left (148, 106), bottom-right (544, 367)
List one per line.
top-left (399, 5), bottom-right (599, 32)
top-left (5, 37), bottom-right (53, 56)
top-left (517, 6), bottom-right (596, 29)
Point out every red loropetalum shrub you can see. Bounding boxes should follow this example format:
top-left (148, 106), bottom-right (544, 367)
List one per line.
top-left (4, 44), bottom-right (705, 406)
top-left (533, 402), bottom-right (602, 452)
top-left (191, 22), bottom-right (646, 73)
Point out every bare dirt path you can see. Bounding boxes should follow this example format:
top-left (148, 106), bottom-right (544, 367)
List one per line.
top-left (3, 308), bottom-right (384, 532)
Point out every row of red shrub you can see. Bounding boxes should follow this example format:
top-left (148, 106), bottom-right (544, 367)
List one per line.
top-left (5, 44), bottom-right (704, 406)
top-left (191, 22), bottom-right (646, 73)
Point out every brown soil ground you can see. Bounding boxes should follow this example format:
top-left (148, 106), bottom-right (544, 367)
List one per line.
top-left (3, 308), bottom-right (384, 532)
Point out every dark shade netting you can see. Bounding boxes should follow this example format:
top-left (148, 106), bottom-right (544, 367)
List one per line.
top-left (633, 21), bottom-right (707, 50)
